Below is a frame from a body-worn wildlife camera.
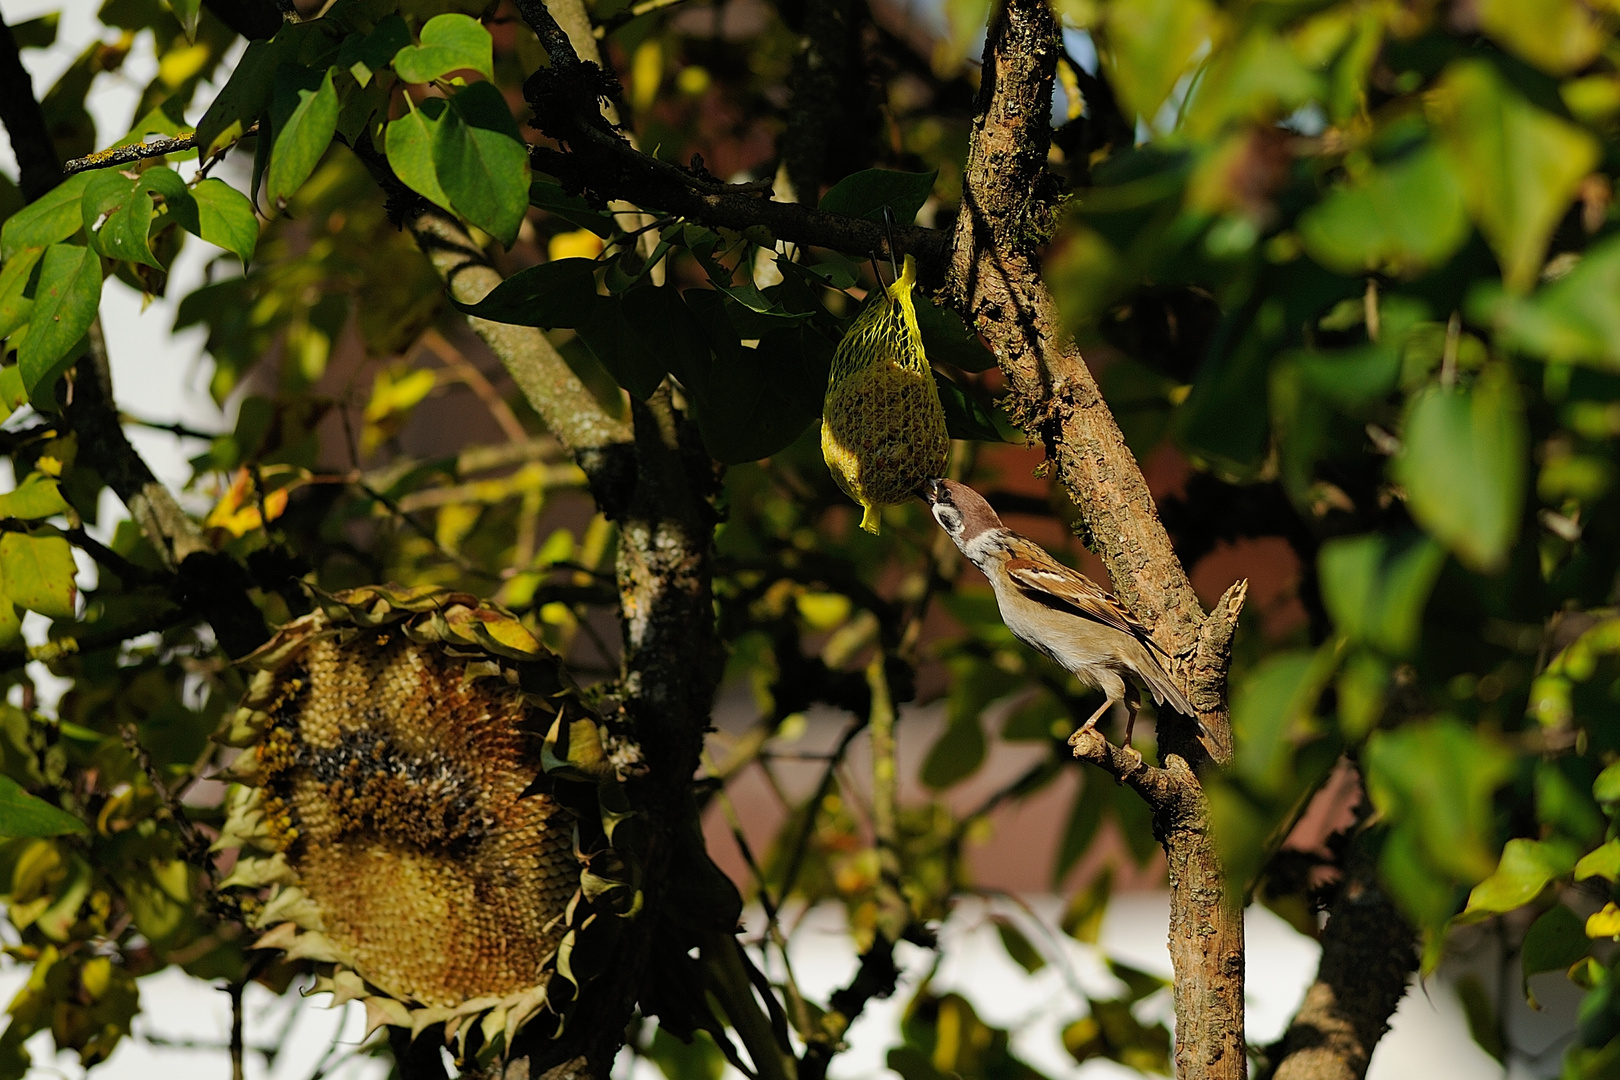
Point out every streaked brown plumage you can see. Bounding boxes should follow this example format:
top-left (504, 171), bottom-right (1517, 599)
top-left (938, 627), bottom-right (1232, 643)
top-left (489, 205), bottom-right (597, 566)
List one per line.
top-left (922, 478), bottom-right (1194, 748)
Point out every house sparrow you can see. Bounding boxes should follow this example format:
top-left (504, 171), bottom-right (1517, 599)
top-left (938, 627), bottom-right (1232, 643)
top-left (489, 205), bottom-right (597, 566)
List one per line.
top-left (922, 478), bottom-right (1193, 750)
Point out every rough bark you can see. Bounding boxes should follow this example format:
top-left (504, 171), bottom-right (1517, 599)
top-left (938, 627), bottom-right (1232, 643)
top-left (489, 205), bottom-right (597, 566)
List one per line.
top-left (1261, 838), bottom-right (1418, 1080)
top-left (945, 0), bottom-right (1246, 1075)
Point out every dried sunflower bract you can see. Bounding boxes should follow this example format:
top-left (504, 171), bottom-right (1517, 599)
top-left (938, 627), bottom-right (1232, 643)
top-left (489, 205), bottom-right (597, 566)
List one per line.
top-left (214, 585), bottom-right (636, 1065)
top-left (821, 253), bottom-right (950, 534)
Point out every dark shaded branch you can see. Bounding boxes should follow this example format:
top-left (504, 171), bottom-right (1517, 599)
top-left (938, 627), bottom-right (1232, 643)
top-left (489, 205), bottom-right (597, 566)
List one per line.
top-left (67, 327), bottom-right (268, 656)
top-left (1260, 830), bottom-right (1417, 1080)
top-left (202, 0), bottom-right (283, 39)
top-left (781, 0), bottom-right (874, 200)
top-left (0, 12), bottom-right (63, 200)
top-left (528, 142), bottom-right (948, 269)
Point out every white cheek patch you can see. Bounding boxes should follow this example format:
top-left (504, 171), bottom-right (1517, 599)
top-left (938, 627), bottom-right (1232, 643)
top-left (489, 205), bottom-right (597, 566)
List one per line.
top-left (964, 530), bottom-right (999, 562)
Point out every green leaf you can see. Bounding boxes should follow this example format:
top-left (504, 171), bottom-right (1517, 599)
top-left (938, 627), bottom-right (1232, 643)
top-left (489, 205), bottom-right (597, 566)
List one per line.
top-left (0, 776), bottom-right (86, 837)
top-left (1365, 717), bottom-right (1516, 889)
top-left (1291, 343), bottom-right (1401, 408)
top-left (9, 13), bottom-right (59, 50)
top-left (817, 169), bottom-right (937, 225)
top-left (1476, 0), bottom-right (1602, 75)
top-left (337, 14), bottom-right (411, 87)
top-left (392, 13), bottom-right (494, 84)
top-left (574, 290), bottom-right (674, 401)
top-left (266, 67), bottom-right (339, 208)
top-left (1318, 532), bottom-right (1445, 657)
top-left (0, 594), bottom-right (18, 649)
top-left (1461, 838), bottom-right (1578, 920)
top-left (1230, 650), bottom-right (1319, 796)
top-left (0, 246), bottom-right (44, 340)
top-left (1104, 0), bottom-right (1221, 125)
top-left (434, 82), bottom-right (531, 247)
top-left (0, 172), bottom-right (91, 260)
top-left (1055, 775), bottom-right (1111, 884)
top-left (0, 476), bottom-right (71, 521)
top-left (1298, 146), bottom-right (1470, 278)
top-left (451, 257), bottom-right (602, 328)
top-left (933, 371), bottom-right (1003, 442)
top-left (681, 289), bottom-right (828, 461)
top-left (1596, 761), bottom-right (1620, 804)
top-left (1393, 364), bottom-right (1527, 574)
top-left (195, 38), bottom-right (280, 158)
top-left (187, 179), bottom-right (259, 263)
top-left (916, 294), bottom-right (996, 372)
top-left (921, 711), bottom-right (987, 789)
top-left (1576, 840), bottom-right (1620, 883)
top-left (386, 97), bottom-right (452, 210)
top-left (1433, 60), bottom-right (1599, 293)
top-left (992, 917), bottom-right (1045, 974)
top-left (1521, 904), bottom-right (1588, 1007)
top-left (82, 169), bottom-right (159, 268)
top-left (1473, 235), bottom-right (1620, 371)
top-left (0, 531), bottom-right (78, 619)
top-left (165, 0), bottom-right (201, 39)
top-left (17, 244), bottom-right (101, 398)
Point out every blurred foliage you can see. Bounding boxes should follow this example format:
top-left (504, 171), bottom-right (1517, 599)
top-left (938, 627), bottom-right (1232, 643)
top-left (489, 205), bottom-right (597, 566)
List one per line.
top-left (0, 0), bottom-right (1618, 1075)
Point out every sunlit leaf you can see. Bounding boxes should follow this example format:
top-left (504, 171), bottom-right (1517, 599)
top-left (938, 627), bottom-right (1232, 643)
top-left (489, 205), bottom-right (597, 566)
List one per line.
top-left (0, 245), bottom-right (44, 340)
top-left (391, 13), bottom-right (494, 84)
top-left (0, 476), bottom-right (71, 521)
top-left (1393, 364), bottom-right (1527, 574)
top-left (1473, 235), bottom-right (1620, 371)
top-left (386, 97), bottom-right (453, 210)
top-left (1477, 0), bottom-right (1602, 75)
top-left (1298, 146), bottom-right (1470, 277)
top-left (1318, 532), bottom-right (1445, 657)
top-left (1461, 838), bottom-right (1578, 920)
top-left (0, 172), bottom-right (91, 260)
top-left (434, 82), bottom-right (532, 247)
top-left (266, 67), bottom-right (339, 208)
top-left (1104, 0), bottom-right (1222, 126)
top-left (0, 531), bottom-right (77, 618)
top-left (1433, 60), bottom-right (1598, 293)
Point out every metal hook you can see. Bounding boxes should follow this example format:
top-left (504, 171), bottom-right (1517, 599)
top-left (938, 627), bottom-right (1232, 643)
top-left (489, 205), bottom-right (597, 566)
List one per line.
top-left (882, 205), bottom-right (900, 281)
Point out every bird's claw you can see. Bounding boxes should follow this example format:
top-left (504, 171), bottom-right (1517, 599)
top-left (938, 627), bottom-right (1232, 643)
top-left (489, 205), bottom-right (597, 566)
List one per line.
top-left (1067, 721), bottom-right (1098, 748)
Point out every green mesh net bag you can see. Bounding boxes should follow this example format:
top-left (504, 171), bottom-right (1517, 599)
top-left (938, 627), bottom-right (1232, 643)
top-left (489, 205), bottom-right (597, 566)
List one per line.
top-left (821, 254), bottom-right (950, 534)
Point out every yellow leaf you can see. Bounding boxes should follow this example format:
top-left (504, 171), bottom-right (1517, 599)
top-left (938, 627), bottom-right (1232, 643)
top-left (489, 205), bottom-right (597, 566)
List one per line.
top-left (1586, 901), bottom-right (1620, 938)
top-left (548, 228), bottom-right (604, 262)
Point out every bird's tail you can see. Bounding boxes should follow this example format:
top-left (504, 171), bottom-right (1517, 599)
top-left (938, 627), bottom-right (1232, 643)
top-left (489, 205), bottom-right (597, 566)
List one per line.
top-left (1133, 643), bottom-right (1195, 718)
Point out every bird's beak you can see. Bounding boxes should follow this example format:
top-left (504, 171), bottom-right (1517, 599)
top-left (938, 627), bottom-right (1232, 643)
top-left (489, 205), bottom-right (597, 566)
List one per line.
top-left (919, 479), bottom-right (943, 504)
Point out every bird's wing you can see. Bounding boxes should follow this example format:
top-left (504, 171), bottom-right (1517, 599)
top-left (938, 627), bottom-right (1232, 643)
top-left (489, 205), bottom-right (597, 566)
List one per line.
top-left (1003, 550), bottom-right (1151, 642)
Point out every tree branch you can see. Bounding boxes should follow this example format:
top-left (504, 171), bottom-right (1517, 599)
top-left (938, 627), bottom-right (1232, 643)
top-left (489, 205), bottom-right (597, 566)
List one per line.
top-left (0, 12), bottom-right (63, 200)
top-left (944, 0), bottom-right (1246, 1076)
top-left (1260, 830), bottom-right (1417, 1080)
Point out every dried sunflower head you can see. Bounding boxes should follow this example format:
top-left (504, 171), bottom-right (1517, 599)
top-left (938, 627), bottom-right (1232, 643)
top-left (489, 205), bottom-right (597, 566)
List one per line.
top-left (821, 254), bottom-right (950, 534)
top-left (215, 585), bottom-right (634, 1062)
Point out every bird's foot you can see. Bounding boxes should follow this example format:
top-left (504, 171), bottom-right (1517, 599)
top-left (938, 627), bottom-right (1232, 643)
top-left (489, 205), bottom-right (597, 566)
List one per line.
top-left (1067, 720), bottom-right (1099, 749)
top-left (1119, 744), bottom-right (1144, 775)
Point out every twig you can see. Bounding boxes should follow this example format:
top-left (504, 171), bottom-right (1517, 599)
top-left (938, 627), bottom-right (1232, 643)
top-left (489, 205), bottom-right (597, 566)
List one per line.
top-left (62, 124), bottom-right (259, 177)
top-left (416, 328), bottom-right (530, 445)
top-left (228, 980), bottom-right (245, 1080)
top-left (0, 13), bottom-right (63, 200)
top-left (594, 0), bottom-right (696, 36)
top-left (120, 723), bottom-right (215, 889)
